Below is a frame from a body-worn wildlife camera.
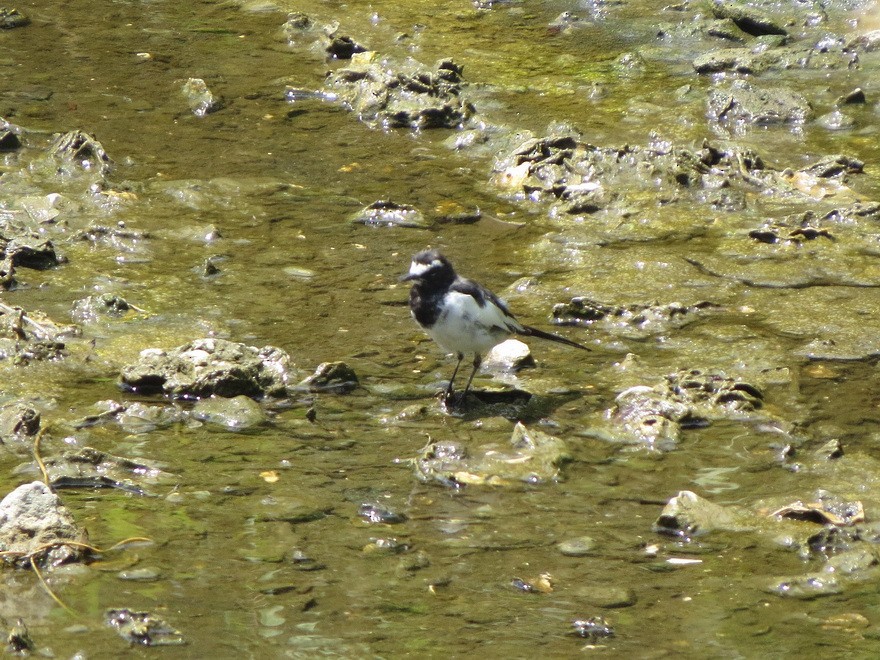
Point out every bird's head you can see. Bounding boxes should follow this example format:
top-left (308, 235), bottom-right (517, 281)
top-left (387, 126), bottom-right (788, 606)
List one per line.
top-left (400, 249), bottom-right (456, 284)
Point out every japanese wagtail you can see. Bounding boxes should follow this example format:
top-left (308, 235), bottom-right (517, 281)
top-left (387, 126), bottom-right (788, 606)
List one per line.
top-left (401, 249), bottom-right (589, 406)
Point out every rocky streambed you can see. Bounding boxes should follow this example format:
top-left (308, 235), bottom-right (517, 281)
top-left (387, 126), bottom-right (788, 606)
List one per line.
top-left (1, 0), bottom-right (880, 656)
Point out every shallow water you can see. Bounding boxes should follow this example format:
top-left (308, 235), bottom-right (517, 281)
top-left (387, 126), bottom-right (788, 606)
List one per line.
top-left (3, 0), bottom-right (880, 657)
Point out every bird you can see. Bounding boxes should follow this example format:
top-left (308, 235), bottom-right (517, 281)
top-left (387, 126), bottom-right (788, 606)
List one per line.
top-left (401, 249), bottom-right (589, 407)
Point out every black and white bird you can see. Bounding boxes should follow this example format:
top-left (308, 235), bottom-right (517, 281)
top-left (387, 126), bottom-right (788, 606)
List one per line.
top-left (401, 249), bottom-right (589, 406)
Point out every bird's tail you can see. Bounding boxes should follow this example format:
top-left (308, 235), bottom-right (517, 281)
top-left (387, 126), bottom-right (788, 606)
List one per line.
top-left (520, 325), bottom-right (590, 351)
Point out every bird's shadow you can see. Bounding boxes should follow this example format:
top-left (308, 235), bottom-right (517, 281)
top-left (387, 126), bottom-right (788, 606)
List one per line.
top-left (441, 388), bottom-right (582, 422)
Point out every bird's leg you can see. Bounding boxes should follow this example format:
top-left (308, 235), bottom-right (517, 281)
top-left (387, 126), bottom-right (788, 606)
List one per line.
top-left (444, 353), bottom-right (464, 402)
top-left (460, 354), bottom-right (482, 405)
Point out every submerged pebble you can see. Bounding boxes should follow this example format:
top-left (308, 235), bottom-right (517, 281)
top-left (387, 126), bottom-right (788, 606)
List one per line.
top-left (557, 535), bottom-right (597, 557)
top-left (192, 395), bottom-right (268, 429)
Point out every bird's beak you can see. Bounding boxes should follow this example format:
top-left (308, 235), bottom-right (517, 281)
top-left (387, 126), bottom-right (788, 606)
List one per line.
top-left (399, 272), bottom-right (418, 282)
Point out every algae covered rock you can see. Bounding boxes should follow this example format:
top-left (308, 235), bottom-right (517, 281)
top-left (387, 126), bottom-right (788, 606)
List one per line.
top-left (296, 361), bottom-right (359, 393)
top-left (653, 490), bottom-right (752, 537)
top-left (325, 57), bottom-right (475, 131)
top-left (120, 338), bottom-right (291, 399)
top-left (192, 394), bottom-right (268, 429)
top-left (415, 422), bottom-right (569, 487)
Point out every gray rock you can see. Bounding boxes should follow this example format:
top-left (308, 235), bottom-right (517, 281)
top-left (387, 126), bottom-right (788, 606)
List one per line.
top-left (0, 481), bottom-right (88, 568)
top-left (120, 338), bottom-right (291, 399)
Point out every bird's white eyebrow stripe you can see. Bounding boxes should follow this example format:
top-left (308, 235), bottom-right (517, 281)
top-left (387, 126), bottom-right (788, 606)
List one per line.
top-left (409, 261), bottom-right (432, 276)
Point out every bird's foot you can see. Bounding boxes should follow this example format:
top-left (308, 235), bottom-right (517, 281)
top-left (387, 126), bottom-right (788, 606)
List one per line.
top-left (440, 390), bottom-right (470, 414)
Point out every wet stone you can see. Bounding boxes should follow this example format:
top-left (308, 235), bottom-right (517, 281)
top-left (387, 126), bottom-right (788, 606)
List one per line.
top-left (813, 439), bottom-right (844, 461)
top-left (665, 369), bottom-right (763, 414)
top-left (74, 400), bottom-right (188, 434)
top-left (0, 401), bottom-right (40, 444)
top-left (557, 535), bottom-right (597, 557)
top-left (512, 574), bottom-right (553, 594)
top-left (181, 78), bottom-right (223, 117)
top-left (75, 223), bottom-right (150, 253)
top-left (256, 495), bottom-right (331, 525)
top-left (297, 361), bottom-right (358, 393)
top-left (694, 37), bottom-right (856, 74)
top-left (571, 617), bottom-right (614, 641)
top-left (325, 57), bottom-right (475, 131)
top-left (0, 338), bottom-right (65, 365)
top-left (325, 34), bottom-right (367, 59)
top-left (120, 338), bottom-right (291, 399)
top-left (706, 17), bottom-right (749, 42)
top-left (766, 574), bottom-right (842, 599)
top-left (0, 481), bottom-right (89, 569)
top-left (806, 525), bottom-right (859, 557)
top-left (71, 293), bottom-right (141, 322)
top-left (282, 11), bottom-right (315, 43)
top-left (707, 80), bottom-right (812, 126)
top-left (552, 298), bottom-right (718, 338)
top-left (197, 256), bottom-right (222, 277)
top-left (548, 11), bottom-right (588, 34)
top-left (824, 548), bottom-right (877, 576)
top-left (654, 490), bottom-right (750, 538)
top-left (0, 128), bottom-right (21, 150)
top-left (117, 567), bottom-right (161, 581)
top-left (363, 537), bottom-right (409, 554)
top-left (748, 212), bottom-right (833, 245)
top-left (40, 447), bottom-right (175, 495)
top-left (396, 549), bottom-right (430, 575)
top-left (0, 303), bottom-right (75, 363)
top-left (575, 584), bottom-right (637, 608)
top-left (5, 619), bottom-right (34, 654)
top-left (491, 131), bottom-right (810, 222)
top-left (48, 129), bottom-right (111, 175)
top-left (350, 200), bottom-right (429, 228)
top-left (0, 231), bottom-right (60, 276)
top-left (105, 609), bottom-right (185, 646)
top-left (817, 110), bottom-right (855, 131)
top-left (358, 503), bottom-right (407, 525)
top-left (484, 339), bottom-right (534, 372)
top-left (711, 1), bottom-right (789, 36)
top-left (434, 204), bottom-right (481, 224)
top-left (415, 422), bottom-right (569, 487)
top-left (770, 490), bottom-right (864, 527)
top-left (801, 154), bottom-right (864, 178)
top-left (838, 87), bottom-right (866, 105)
top-left (608, 385), bottom-right (690, 450)
top-left (192, 394), bottom-right (267, 429)
top-left (0, 7), bottom-right (29, 29)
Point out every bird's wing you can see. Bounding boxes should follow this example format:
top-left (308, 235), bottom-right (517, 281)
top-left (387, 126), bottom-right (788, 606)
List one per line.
top-left (451, 278), bottom-right (525, 333)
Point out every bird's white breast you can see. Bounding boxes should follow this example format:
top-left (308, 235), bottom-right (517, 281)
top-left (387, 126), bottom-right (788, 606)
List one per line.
top-left (426, 291), bottom-right (516, 356)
